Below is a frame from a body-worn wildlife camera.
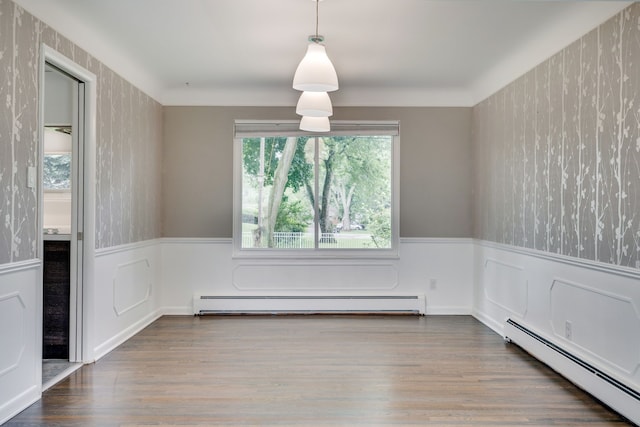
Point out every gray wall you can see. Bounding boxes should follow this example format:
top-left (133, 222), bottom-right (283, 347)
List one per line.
top-left (0, 0), bottom-right (163, 265)
top-left (472, 3), bottom-right (640, 269)
top-left (163, 106), bottom-right (472, 238)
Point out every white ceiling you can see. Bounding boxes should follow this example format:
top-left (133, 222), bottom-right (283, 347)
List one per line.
top-left (14, 0), bottom-right (631, 107)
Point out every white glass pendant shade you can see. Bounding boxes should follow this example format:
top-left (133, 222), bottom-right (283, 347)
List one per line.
top-left (300, 116), bottom-right (330, 132)
top-left (296, 91), bottom-right (333, 117)
top-left (293, 43), bottom-right (338, 92)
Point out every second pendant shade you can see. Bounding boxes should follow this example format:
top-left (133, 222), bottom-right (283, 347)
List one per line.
top-left (296, 91), bottom-right (333, 117)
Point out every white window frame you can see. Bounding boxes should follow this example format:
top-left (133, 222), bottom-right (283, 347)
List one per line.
top-left (232, 120), bottom-right (400, 259)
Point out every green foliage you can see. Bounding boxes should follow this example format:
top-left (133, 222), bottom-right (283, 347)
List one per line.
top-left (242, 134), bottom-right (393, 248)
top-left (275, 198), bottom-right (312, 233)
top-left (368, 208), bottom-right (392, 248)
top-left (43, 154), bottom-right (71, 190)
top-left (242, 137), bottom-right (312, 192)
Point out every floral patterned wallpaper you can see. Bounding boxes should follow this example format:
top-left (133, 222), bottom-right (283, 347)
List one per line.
top-left (473, 4), bottom-right (640, 269)
top-left (4, 0), bottom-right (637, 270)
top-left (0, 0), bottom-right (162, 265)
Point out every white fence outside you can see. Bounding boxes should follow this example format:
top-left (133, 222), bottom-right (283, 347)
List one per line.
top-left (242, 232), bottom-right (372, 249)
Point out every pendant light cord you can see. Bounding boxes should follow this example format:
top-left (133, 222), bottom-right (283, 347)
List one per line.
top-left (315, 0), bottom-right (319, 40)
top-left (309, 0), bottom-right (324, 44)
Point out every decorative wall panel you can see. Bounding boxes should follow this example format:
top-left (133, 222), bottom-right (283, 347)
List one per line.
top-left (474, 241), bottom-right (640, 396)
top-left (483, 259), bottom-right (527, 317)
top-left (93, 241), bottom-right (161, 360)
top-left (473, 4), bottom-right (640, 270)
top-left (113, 259), bottom-right (152, 316)
top-left (161, 238), bottom-right (474, 315)
top-left (0, 292), bottom-right (25, 377)
top-left (232, 263), bottom-right (399, 291)
top-left (550, 278), bottom-right (640, 375)
top-left (0, 0), bottom-right (163, 266)
top-left (0, 261), bottom-right (40, 425)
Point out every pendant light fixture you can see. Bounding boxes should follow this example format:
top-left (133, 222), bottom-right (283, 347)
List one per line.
top-left (293, 0), bottom-right (338, 131)
top-left (293, 43), bottom-right (338, 92)
top-left (293, 0), bottom-right (338, 92)
top-left (296, 91), bottom-right (333, 117)
top-left (300, 116), bottom-right (331, 132)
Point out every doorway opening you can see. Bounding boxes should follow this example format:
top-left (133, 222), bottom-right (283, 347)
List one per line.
top-left (39, 47), bottom-right (96, 390)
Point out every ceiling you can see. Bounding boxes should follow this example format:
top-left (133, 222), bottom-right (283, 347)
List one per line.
top-left (14, 0), bottom-right (631, 107)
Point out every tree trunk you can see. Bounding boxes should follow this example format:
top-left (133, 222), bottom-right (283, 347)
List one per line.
top-left (341, 184), bottom-right (355, 230)
top-left (319, 149), bottom-right (335, 234)
top-left (264, 137), bottom-right (297, 247)
top-left (305, 181), bottom-right (314, 211)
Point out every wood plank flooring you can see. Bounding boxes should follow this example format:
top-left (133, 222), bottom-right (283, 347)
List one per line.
top-left (7, 315), bottom-right (632, 426)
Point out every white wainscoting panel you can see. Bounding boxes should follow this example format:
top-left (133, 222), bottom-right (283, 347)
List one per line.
top-left (159, 239), bottom-right (233, 314)
top-left (483, 258), bottom-right (527, 317)
top-left (0, 292), bottom-right (26, 376)
top-left (0, 260), bottom-right (41, 425)
top-left (113, 259), bottom-right (152, 316)
top-left (550, 279), bottom-right (640, 375)
top-left (160, 238), bottom-right (474, 315)
top-left (398, 238), bottom-right (474, 314)
top-left (93, 241), bottom-right (161, 360)
top-left (233, 263), bottom-right (398, 291)
top-left (473, 240), bottom-right (640, 423)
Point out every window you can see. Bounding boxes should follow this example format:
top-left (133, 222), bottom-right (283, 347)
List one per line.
top-left (43, 154), bottom-right (72, 190)
top-left (43, 127), bottom-right (72, 191)
top-left (233, 121), bottom-right (399, 257)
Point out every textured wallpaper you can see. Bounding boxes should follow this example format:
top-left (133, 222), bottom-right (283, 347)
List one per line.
top-left (0, 0), bottom-right (162, 265)
top-left (473, 4), bottom-right (640, 269)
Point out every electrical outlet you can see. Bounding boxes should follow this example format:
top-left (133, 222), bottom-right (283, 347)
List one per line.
top-left (565, 320), bottom-right (572, 340)
top-left (429, 278), bottom-right (437, 290)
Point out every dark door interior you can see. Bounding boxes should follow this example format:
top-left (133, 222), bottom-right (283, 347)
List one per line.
top-left (43, 240), bottom-right (70, 359)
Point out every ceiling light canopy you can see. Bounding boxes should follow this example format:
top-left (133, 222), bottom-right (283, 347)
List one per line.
top-left (293, 0), bottom-right (338, 132)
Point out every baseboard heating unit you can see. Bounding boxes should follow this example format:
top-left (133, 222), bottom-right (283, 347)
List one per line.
top-left (504, 318), bottom-right (640, 425)
top-left (193, 295), bottom-right (426, 315)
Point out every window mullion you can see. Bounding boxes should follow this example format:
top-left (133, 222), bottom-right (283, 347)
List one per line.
top-left (314, 137), bottom-right (320, 249)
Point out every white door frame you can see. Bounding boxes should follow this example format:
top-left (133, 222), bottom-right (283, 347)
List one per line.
top-left (39, 45), bottom-right (97, 364)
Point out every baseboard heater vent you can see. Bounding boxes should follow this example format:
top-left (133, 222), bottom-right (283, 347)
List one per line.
top-left (505, 318), bottom-right (640, 424)
top-left (193, 295), bottom-right (426, 316)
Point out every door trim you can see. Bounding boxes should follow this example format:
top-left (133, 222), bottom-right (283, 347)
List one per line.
top-left (39, 45), bottom-right (97, 364)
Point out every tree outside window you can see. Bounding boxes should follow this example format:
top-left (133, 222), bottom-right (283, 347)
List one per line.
top-left (43, 154), bottom-right (72, 191)
top-left (235, 122), bottom-right (398, 254)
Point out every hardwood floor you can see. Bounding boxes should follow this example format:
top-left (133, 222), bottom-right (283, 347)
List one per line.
top-left (7, 315), bottom-right (631, 426)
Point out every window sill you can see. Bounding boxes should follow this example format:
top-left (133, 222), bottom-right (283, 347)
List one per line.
top-left (232, 248), bottom-right (400, 261)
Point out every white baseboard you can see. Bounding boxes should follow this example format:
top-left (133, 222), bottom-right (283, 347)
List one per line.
top-left (474, 239), bottom-right (640, 424)
top-left (0, 385), bottom-right (40, 425)
top-left (161, 306), bottom-right (193, 316)
top-left (426, 305), bottom-right (472, 315)
top-left (505, 319), bottom-right (640, 425)
top-left (472, 309), bottom-right (505, 336)
top-left (93, 309), bottom-right (163, 361)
